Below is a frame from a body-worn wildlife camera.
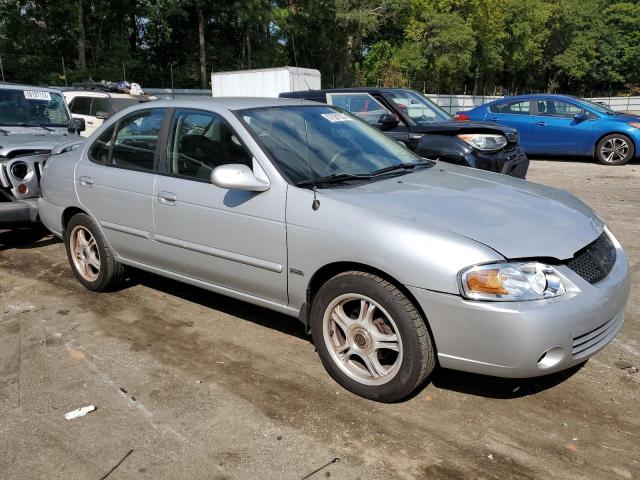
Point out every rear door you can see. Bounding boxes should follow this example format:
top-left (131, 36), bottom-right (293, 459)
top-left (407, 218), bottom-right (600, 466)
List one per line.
top-left (75, 108), bottom-right (166, 265)
top-left (533, 99), bottom-right (595, 155)
top-left (484, 100), bottom-right (535, 150)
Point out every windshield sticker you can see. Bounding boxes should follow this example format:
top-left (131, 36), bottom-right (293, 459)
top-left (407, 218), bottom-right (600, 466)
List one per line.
top-left (321, 112), bottom-right (352, 123)
top-left (23, 90), bottom-right (52, 101)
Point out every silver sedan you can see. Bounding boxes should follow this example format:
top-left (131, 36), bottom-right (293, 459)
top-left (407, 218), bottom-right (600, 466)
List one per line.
top-left (38, 98), bottom-right (630, 402)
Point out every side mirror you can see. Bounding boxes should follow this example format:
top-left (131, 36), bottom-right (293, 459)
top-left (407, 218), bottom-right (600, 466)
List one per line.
top-left (573, 112), bottom-right (589, 122)
top-left (379, 112), bottom-right (399, 130)
top-left (95, 111), bottom-right (110, 120)
top-left (211, 164), bottom-right (270, 192)
top-left (68, 117), bottom-right (85, 133)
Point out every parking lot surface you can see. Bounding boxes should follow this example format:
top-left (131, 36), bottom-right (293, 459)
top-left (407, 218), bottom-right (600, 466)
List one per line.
top-left (1, 160), bottom-right (638, 479)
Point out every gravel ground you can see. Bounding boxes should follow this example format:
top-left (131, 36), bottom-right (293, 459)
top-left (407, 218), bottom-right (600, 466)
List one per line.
top-left (0, 159), bottom-right (638, 479)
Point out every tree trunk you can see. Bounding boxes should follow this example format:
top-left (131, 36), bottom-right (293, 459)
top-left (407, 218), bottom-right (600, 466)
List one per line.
top-left (197, 3), bottom-right (206, 89)
top-left (77, 0), bottom-right (86, 69)
top-left (245, 28), bottom-right (252, 69)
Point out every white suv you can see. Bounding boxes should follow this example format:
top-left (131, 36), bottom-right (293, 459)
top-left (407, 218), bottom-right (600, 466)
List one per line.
top-left (64, 91), bottom-right (155, 137)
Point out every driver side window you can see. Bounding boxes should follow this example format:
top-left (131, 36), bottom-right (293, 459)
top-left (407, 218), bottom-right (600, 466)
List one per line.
top-left (167, 109), bottom-right (253, 181)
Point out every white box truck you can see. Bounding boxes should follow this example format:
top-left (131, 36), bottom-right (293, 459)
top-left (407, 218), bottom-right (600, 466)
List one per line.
top-left (211, 66), bottom-right (321, 97)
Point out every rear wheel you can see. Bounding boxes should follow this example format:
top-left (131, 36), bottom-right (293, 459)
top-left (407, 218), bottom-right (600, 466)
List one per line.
top-left (596, 134), bottom-right (634, 165)
top-left (64, 213), bottom-right (126, 291)
top-left (310, 271), bottom-right (435, 402)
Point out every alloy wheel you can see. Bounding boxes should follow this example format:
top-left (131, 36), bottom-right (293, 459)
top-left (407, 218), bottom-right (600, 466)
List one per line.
top-left (600, 137), bottom-right (629, 164)
top-left (69, 226), bottom-right (101, 282)
top-left (323, 293), bottom-right (403, 386)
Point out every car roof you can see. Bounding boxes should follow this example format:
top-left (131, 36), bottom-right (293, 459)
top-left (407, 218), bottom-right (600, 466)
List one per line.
top-left (0, 82), bottom-right (64, 94)
top-left (495, 93), bottom-right (580, 102)
top-left (128, 96), bottom-right (323, 111)
top-left (282, 87), bottom-right (415, 98)
top-left (63, 90), bottom-right (153, 99)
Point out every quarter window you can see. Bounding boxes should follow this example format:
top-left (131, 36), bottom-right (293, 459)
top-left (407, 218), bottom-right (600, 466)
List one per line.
top-left (70, 97), bottom-right (92, 115)
top-left (111, 109), bottom-right (164, 171)
top-left (490, 100), bottom-right (531, 114)
top-left (167, 109), bottom-right (252, 181)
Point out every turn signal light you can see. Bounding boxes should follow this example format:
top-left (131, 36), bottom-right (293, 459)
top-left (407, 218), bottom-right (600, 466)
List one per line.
top-left (454, 113), bottom-right (470, 121)
top-left (465, 269), bottom-right (508, 295)
top-left (17, 183), bottom-right (28, 194)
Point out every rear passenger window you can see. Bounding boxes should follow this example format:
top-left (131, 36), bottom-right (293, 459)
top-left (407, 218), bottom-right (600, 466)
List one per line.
top-left (112, 109), bottom-right (164, 171)
top-left (90, 98), bottom-right (110, 116)
top-left (88, 125), bottom-right (114, 164)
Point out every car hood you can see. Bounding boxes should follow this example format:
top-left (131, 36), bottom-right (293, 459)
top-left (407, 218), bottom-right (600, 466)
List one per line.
top-left (0, 131), bottom-right (82, 157)
top-left (412, 120), bottom-right (518, 136)
top-left (605, 112), bottom-right (640, 123)
top-left (322, 163), bottom-right (603, 260)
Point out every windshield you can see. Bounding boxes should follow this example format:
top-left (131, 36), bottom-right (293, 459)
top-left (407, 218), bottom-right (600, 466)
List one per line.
top-left (239, 105), bottom-right (424, 185)
top-left (0, 89), bottom-right (70, 127)
top-left (577, 97), bottom-right (616, 115)
top-left (327, 93), bottom-right (390, 124)
top-left (111, 98), bottom-right (148, 112)
top-left (386, 89), bottom-right (451, 124)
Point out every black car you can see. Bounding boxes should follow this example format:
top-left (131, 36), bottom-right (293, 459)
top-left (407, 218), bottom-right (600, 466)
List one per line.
top-left (280, 88), bottom-right (529, 178)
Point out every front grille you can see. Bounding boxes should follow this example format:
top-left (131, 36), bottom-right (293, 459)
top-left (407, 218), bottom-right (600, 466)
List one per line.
top-left (572, 313), bottom-right (623, 357)
top-left (565, 231), bottom-right (616, 284)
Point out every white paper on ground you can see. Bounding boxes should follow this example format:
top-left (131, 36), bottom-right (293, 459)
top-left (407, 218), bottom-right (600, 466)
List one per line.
top-left (64, 405), bottom-right (96, 420)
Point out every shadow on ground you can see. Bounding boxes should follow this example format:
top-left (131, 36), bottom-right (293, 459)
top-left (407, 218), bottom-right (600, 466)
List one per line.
top-left (1, 227), bottom-right (586, 402)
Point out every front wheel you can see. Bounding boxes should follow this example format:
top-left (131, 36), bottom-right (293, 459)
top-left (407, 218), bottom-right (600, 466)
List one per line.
top-left (596, 134), bottom-right (634, 165)
top-left (310, 271), bottom-right (435, 402)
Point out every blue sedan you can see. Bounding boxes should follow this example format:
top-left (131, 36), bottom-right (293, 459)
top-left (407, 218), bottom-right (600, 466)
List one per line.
top-left (457, 94), bottom-right (640, 165)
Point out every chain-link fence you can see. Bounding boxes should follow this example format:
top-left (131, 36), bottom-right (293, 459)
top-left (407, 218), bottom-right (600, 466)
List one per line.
top-left (0, 53), bottom-right (207, 90)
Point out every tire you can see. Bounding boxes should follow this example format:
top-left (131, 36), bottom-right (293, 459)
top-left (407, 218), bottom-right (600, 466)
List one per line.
top-left (64, 213), bottom-right (126, 291)
top-left (596, 134), bottom-right (634, 165)
top-left (310, 271), bottom-right (435, 402)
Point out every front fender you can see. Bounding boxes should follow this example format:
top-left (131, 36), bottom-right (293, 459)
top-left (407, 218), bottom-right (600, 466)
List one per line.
top-left (415, 134), bottom-right (473, 166)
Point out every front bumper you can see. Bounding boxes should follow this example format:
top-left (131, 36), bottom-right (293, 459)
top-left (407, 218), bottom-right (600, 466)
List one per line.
top-left (408, 244), bottom-right (630, 378)
top-left (0, 198), bottom-right (39, 228)
top-left (470, 146), bottom-right (529, 178)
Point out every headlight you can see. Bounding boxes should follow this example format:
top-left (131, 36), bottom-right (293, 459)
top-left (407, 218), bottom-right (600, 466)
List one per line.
top-left (459, 262), bottom-right (568, 301)
top-left (628, 122), bottom-right (640, 129)
top-left (457, 133), bottom-right (507, 151)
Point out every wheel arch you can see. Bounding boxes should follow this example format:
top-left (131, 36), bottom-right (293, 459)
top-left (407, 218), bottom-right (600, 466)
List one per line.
top-left (303, 261), bottom-right (439, 354)
top-left (593, 131), bottom-right (636, 158)
top-left (61, 206), bottom-right (87, 233)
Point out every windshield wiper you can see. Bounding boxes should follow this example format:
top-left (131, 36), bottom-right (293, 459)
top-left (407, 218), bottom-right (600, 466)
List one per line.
top-left (296, 172), bottom-right (373, 188)
top-left (369, 160), bottom-right (433, 177)
top-left (0, 128), bottom-right (8, 136)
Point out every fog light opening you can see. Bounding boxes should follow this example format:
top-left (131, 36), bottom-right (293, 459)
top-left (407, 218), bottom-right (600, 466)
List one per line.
top-left (537, 346), bottom-right (565, 370)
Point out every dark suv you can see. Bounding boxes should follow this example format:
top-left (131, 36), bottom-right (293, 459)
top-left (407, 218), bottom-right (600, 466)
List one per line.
top-left (280, 88), bottom-right (529, 178)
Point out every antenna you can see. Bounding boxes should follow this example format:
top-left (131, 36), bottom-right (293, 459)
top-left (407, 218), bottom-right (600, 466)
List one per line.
top-left (301, 77), bottom-right (319, 210)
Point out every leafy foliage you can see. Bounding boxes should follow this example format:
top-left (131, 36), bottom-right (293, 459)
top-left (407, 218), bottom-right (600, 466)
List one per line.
top-left (0, 0), bottom-right (638, 93)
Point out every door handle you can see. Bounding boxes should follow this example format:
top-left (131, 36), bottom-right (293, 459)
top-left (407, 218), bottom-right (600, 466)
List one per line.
top-left (488, 117), bottom-right (499, 121)
top-left (78, 176), bottom-right (94, 188)
top-left (157, 191), bottom-right (177, 206)
top-left (536, 121), bottom-right (546, 126)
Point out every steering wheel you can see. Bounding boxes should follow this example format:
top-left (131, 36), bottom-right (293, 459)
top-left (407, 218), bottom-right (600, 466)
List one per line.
top-left (323, 148), bottom-right (361, 176)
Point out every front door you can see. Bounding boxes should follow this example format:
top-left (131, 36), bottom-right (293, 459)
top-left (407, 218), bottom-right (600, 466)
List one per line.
top-left (533, 99), bottom-right (595, 155)
top-left (75, 108), bottom-right (165, 264)
top-left (152, 108), bottom-right (288, 304)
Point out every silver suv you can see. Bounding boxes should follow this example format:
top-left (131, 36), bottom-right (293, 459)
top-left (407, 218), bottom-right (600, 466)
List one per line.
top-left (38, 98), bottom-right (629, 402)
top-left (0, 83), bottom-right (84, 227)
